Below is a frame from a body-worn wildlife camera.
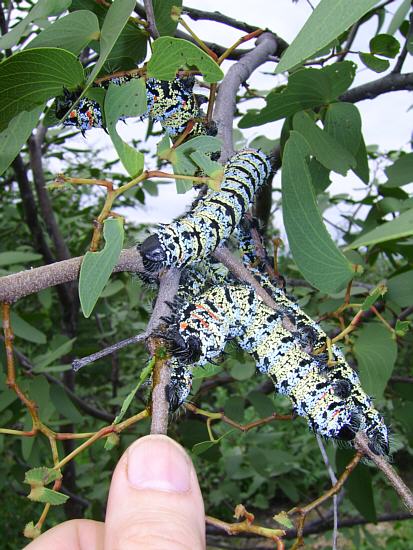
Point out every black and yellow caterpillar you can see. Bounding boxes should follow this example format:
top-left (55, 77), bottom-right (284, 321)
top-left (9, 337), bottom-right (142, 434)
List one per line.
top-left (163, 220), bottom-right (389, 456)
top-left (139, 149), bottom-right (271, 271)
top-left (165, 280), bottom-right (389, 456)
top-left (55, 75), bottom-right (211, 137)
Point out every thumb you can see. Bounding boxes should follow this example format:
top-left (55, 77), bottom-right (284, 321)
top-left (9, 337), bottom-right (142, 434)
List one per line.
top-left (104, 434), bottom-right (206, 550)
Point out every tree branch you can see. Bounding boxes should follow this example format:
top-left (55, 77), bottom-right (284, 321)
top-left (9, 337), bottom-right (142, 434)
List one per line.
top-left (147, 268), bottom-right (181, 435)
top-left (213, 32), bottom-right (279, 162)
top-left (340, 72), bottom-right (413, 104)
top-left (355, 432), bottom-right (413, 514)
top-left (0, 247), bottom-right (144, 303)
top-left (143, 0), bottom-right (159, 39)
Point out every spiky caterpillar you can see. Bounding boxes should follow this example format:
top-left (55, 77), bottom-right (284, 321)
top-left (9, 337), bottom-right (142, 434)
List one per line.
top-left (55, 76), bottom-right (210, 137)
top-left (139, 149), bottom-right (271, 272)
top-left (165, 281), bottom-right (389, 456)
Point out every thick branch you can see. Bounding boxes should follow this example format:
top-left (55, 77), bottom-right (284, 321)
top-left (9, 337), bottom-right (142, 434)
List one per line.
top-left (0, 247), bottom-right (143, 303)
top-left (147, 268), bottom-right (181, 435)
top-left (213, 32), bottom-right (279, 162)
top-left (340, 72), bottom-right (413, 104)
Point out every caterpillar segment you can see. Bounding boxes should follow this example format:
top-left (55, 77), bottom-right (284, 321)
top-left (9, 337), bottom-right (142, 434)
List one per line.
top-left (139, 149), bottom-right (272, 272)
top-left (165, 282), bottom-right (389, 456)
top-left (55, 76), bottom-right (212, 137)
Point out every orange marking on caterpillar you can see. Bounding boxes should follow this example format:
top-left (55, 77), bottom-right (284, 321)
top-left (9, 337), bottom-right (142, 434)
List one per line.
top-left (195, 304), bottom-right (220, 321)
top-left (191, 312), bottom-right (210, 329)
top-left (180, 321), bottom-right (188, 331)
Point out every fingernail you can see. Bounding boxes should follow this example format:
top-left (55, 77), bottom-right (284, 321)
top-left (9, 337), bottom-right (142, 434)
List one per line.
top-left (128, 436), bottom-right (191, 493)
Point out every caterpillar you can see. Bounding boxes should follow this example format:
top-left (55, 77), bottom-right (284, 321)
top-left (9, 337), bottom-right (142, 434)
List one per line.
top-left (55, 76), bottom-right (212, 137)
top-left (165, 281), bottom-right (389, 456)
top-left (139, 148), bottom-right (272, 272)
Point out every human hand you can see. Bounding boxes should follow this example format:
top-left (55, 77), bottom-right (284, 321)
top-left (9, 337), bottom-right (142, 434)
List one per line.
top-left (24, 435), bottom-right (206, 550)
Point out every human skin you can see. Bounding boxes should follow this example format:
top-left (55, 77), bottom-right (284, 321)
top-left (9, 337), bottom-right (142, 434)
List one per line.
top-left (24, 435), bottom-right (206, 550)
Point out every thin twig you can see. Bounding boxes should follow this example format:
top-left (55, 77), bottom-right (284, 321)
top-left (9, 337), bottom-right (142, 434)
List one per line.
top-left (72, 332), bottom-right (148, 371)
top-left (316, 435), bottom-right (338, 550)
top-left (355, 432), bottom-right (413, 514)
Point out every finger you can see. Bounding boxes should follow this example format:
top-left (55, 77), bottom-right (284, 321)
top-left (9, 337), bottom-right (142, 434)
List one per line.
top-left (104, 434), bottom-right (205, 550)
top-left (24, 519), bottom-right (104, 550)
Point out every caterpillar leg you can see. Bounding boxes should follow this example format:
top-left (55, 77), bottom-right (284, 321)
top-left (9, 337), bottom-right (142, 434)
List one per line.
top-left (166, 361), bottom-right (193, 412)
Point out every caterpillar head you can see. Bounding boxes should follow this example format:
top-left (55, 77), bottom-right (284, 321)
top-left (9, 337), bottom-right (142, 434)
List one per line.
top-left (164, 328), bottom-right (202, 364)
top-left (139, 234), bottom-right (166, 272)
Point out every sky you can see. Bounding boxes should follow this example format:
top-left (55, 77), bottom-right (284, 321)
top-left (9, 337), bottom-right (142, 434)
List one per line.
top-left (70, 0), bottom-right (413, 228)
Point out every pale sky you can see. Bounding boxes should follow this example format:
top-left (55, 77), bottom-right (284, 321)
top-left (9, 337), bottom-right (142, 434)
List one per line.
top-left (68, 0), bottom-right (413, 228)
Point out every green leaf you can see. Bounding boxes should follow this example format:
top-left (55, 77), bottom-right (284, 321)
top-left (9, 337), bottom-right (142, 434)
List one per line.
top-left (99, 279), bottom-right (124, 298)
top-left (275, 0), bottom-right (380, 73)
top-left (353, 134), bottom-right (370, 184)
top-left (28, 486), bottom-right (69, 505)
top-left (360, 284), bottom-right (387, 311)
top-left (147, 37), bottom-right (224, 83)
top-left (27, 11), bottom-right (100, 55)
top-left (395, 319), bottom-right (410, 337)
top-left (336, 448), bottom-right (377, 522)
top-left (387, 270), bottom-right (413, 307)
top-left (0, 48), bottom-right (85, 131)
top-left (354, 322), bottom-right (397, 398)
top-left (190, 151), bottom-right (223, 179)
top-left (0, 0), bottom-right (72, 51)
top-left (161, 135), bottom-right (221, 193)
top-left (189, 151), bottom-right (224, 189)
top-left (23, 522), bottom-right (41, 540)
top-left (346, 208), bottom-right (413, 249)
top-left (104, 432), bottom-right (120, 451)
top-left (112, 357), bottom-right (155, 425)
top-left (293, 111), bottom-right (356, 175)
top-left (384, 153), bottom-right (413, 187)
top-left (24, 466), bottom-right (62, 487)
top-left (85, 0), bottom-right (137, 85)
top-left (273, 511), bottom-right (294, 529)
top-left (224, 396), bottom-right (245, 422)
top-left (359, 52), bottom-right (390, 73)
top-left (370, 33), bottom-right (400, 58)
top-left (387, 0), bottom-right (411, 35)
top-left (240, 62), bottom-right (356, 128)
top-left (153, 0), bottom-right (182, 36)
top-left (0, 250), bottom-right (42, 266)
top-left (33, 338), bottom-right (76, 370)
top-left (50, 385), bottom-right (83, 423)
top-left (105, 78), bottom-right (146, 177)
top-left (308, 158), bottom-right (331, 194)
top-left (247, 391), bottom-right (275, 418)
top-left (79, 218), bottom-right (124, 318)
top-left (192, 363), bottom-right (223, 380)
top-left (10, 312), bottom-right (47, 344)
top-left (282, 131), bottom-right (354, 293)
top-left (323, 102), bottom-right (362, 156)
top-left (192, 440), bottom-right (217, 456)
top-left (70, 0), bottom-right (147, 72)
top-left (230, 360), bottom-right (255, 381)
top-left (0, 106), bottom-right (44, 177)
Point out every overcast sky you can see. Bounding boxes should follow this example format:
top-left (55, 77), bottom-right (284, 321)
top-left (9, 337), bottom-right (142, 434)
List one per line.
top-left (75, 0), bottom-right (413, 227)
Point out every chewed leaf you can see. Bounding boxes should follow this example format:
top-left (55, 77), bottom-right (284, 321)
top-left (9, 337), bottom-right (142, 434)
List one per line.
top-left (79, 218), bottom-right (124, 318)
top-left (24, 467), bottom-right (62, 487)
top-left (28, 487), bottom-right (69, 505)
top-left (147, 37), bottom-right (224, 83)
